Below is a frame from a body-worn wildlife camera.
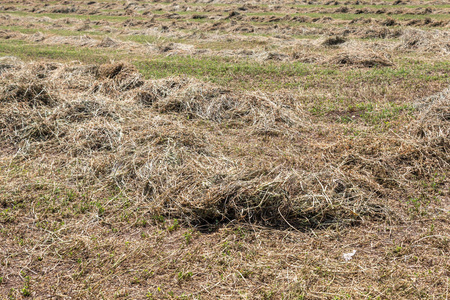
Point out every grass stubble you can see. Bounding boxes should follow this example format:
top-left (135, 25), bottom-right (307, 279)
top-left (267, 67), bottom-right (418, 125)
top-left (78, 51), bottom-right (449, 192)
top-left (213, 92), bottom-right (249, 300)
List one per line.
top-left (0, 0), bottom-right (449, 299)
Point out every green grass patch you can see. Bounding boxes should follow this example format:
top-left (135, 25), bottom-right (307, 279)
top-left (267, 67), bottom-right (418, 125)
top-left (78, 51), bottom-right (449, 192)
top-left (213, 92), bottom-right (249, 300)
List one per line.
top-left (0, 38), bottom-right (447, 92)
top-left (0, 10), bottom-right (144, 22)
top-left (0, 39), bottom-right (113, 64)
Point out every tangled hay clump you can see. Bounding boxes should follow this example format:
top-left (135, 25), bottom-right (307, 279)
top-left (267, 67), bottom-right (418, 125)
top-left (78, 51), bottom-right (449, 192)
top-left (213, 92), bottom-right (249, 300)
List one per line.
top-left (0, 82), bottom-right (57, 107)
top-left (327, 52), bottom-right (393, 67)
top-left (95, 61), bottom-right (144, 93)
top-left (414, 86), bottom-right (450, 149)
top-left (97, 36), bottom-right (119, 48)
top-left (0, 62), bottom-right (59, 107)
top-left (0, 55), bottom-right (23, 74)
top-left (322, 36), bottom-right (347, 46)
top-left (134, 77), bottom-right (238, 121)
top-left (398, 29), bottom-right (450, 54)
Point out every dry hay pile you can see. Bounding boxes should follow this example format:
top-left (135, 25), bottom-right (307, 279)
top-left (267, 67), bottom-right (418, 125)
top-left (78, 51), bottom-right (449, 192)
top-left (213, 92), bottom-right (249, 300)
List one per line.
top-left (321, 36), bottom-right (347, 47)
top-left (398, 29), bottom-right (450, 54)
top-left (414, 86), bottom-right (450, 150)
top-left (323, 39), bottom-right (394, 67)
top-left (95, 61), bottom-right (144, 93)
top-left (97, 36), bottom-right (120, 48)
top-left (326, 51), bottom-right (393, 67)
top-left (0, 57), bottom-right (448, 231)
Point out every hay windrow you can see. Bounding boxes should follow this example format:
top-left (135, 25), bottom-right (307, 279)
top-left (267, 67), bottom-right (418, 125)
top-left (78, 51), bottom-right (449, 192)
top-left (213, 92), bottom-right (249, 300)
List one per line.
top-left (1, 58), bottom-right (447, 232)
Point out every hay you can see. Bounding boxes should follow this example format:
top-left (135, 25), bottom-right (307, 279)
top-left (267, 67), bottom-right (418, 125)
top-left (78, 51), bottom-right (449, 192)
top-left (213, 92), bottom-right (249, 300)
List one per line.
top-left (0, 55), bottom-right (23, 75)
top-left (398, 29), bottom-right (450, 54)
top-left (154, 81), bottom-right (235, 121)
top-left (164, 171), bottom-right (382, 228)
top-left (380, 17), bottom-right (396, 26)
top-left (134, 77), bottom-right (235, 121)
top-left (0, 82), bottom-right (57, 107)
top-left (414, 86), bottom-right (450, 151)
top-left (0, 57), bottom-right (447, 234)
top-left (96, 61), bottom-right (144, 92)
top-left (63, 99), bottom-right (115, 122)
top-left (327, 52), bottom-right (393, 67)
top-left (1, 1), bottom-right (450, 296)
top-left (97, 36), bottom-right (119, 48)
top-left (322, 36), bottom-right (346, 46)
top-left (0, 58), bottom-right (392, 230)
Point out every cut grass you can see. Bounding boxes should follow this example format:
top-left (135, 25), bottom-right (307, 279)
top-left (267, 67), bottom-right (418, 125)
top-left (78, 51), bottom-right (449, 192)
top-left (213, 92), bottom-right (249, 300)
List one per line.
top-left (0, 1), bottom-right (449, 298)
top-left (0, 58), bottom-right (448, 298)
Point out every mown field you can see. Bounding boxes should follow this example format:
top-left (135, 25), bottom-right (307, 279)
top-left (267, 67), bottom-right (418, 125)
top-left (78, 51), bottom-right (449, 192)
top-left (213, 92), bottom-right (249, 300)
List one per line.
top-left (0, 0), bottom-right (449, 299)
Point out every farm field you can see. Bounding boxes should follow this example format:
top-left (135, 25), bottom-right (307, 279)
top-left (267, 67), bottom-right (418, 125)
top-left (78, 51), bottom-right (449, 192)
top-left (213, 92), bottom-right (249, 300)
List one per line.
top-left (0, 0), bottom-right (449, 298)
